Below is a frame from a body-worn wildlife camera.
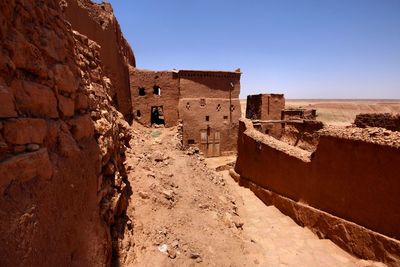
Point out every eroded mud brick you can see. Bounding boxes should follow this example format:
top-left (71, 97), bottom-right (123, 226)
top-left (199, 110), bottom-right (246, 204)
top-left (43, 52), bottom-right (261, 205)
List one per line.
top-left (0, 148), bottom-right (53, 194)
top-left (52, 64), bottom-right (79, 93)
top-left (0, 84), bottom-right (17, 118)
top-left (12, 80), bottom-right (58, 118)
top-left (3, 118), bottom-right (47, 145)
top-left (68, 114), bottom-right (94, 140)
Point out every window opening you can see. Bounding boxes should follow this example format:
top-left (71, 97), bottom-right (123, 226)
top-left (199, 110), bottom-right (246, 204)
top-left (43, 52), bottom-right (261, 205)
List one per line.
top-left (153, 86), bottom-right (161, 96)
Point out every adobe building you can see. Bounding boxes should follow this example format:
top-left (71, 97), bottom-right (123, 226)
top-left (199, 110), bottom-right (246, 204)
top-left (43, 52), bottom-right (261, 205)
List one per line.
top-left (129, 68), bottom-right (242, 157)
top-left (246, 93), bottom-right (285, 137)
top-left (178, 70), bottom-right (241, 157)
top-left (246, 93), bottom-right (285, 120)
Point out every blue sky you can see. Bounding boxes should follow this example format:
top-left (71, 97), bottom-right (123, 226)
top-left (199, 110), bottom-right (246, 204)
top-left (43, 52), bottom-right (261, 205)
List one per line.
top-left (98, 0), bottom-right (400, 99)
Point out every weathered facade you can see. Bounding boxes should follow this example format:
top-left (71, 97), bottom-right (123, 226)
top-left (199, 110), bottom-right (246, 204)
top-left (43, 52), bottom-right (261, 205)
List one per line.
top-left (179, 70), bottom-right (241, 157)
top-left (246, 93), bottom-right (285, 120)
top-left (129, 68), bottom-right (242, 157)
top-left (246, 93), bottom-right (285, 138)
top-left (129, 68), bottom-right (180, 127)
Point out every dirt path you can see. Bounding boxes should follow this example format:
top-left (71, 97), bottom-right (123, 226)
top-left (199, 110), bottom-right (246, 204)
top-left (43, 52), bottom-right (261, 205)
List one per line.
top-left (119, 124), bottom-right (384, 267)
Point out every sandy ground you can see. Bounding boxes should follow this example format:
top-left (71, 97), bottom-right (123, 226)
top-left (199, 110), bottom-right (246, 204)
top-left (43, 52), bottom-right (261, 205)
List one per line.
top-left (240, 99), bottom-right (400, 126)
top-left (119, 124), bottom-right (384, 266)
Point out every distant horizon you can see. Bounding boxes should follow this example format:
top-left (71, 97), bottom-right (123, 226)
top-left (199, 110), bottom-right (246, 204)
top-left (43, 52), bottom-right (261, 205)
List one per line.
top-left (99, 0), bottom-right (400, 99)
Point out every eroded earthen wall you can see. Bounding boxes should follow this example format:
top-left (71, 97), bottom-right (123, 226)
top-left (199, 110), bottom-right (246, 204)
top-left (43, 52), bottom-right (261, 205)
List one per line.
top-left (261, 94), bottom-right (285, 120)
top-left (0, 1), bottom-right (131, 265)
top-left (236, 120), bottom-right (400, 238)
top-left (354, 113), bottom-right (400, 131)
top-left (235, 119), bottom-right (400, 264)
top-left (246, 94), bottom-right (285, 121)
top-left (246, 94), bottom-right (262, 120)
top-left (129, 68), bottom-right (180, 127)
top-left (65, 0), bottom-right (135, 121)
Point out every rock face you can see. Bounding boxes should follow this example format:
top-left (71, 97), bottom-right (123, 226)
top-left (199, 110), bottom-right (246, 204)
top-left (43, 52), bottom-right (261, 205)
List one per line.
top-left (0, 1), bottom-right (131, 266)
top-left (65, 0), bottom-right (136, 122)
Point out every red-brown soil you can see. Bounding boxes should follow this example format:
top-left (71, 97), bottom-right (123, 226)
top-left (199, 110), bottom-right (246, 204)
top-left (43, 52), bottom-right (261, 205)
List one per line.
top-left (113, 123), bottom-right (384, 267)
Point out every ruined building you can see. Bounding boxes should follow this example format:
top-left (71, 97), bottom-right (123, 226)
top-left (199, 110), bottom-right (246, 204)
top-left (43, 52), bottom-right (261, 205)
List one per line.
top-left (246, 93), bottom-right (285, 120)
top-left (130, 68), bottom-right (242, 157)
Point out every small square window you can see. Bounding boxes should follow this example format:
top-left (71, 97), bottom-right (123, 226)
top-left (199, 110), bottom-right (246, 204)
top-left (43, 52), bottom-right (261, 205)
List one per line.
top-left (138, 87), bottom-right (145, 96)
top-left (205, 116), bottom-right (210, 121)
top-left (223, 115), bottom-right (228, 120)
top-left (188, 139), bottom-right (195, 144)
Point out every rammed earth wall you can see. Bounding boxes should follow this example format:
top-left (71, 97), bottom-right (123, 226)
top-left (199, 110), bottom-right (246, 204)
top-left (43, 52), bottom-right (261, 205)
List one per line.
top-left (234, 118), bottom-right (400, 266)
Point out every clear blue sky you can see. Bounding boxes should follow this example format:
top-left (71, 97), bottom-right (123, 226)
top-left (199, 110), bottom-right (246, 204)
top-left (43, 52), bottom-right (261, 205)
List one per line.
top-left (98, 0), bottom-right (400, 99)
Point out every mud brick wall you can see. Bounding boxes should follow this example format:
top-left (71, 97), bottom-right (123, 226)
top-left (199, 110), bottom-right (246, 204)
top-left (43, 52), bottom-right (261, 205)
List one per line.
top-left (178, 71), bottom-right (241, 156)
top-left (65, 0), bottom-right (135, 121)
top-left (0, 1), bottom-right (131, 265)
top-left (235, 119), bottom-right (400, 265)
top-left (129, 68), bottom-right (180, 127)
top-left (236, 119), bottom-right (400, 240)
top-left (355, 113), bottom-right (400, 131)
top-left (179, 98), bottom-right (241, 155)
top-left (246, 94), bottom-right (285, 120)
top-left (179, 70), bottom-right (240, 99)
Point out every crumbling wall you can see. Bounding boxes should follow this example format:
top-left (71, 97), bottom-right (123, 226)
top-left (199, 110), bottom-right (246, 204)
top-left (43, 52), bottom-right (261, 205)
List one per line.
top-left (354, 113), bottom-right (400, 131)
top-left (0, 1), bottom-right (131, 266)
top-left (235, 119), bottom-right (400, 265)
top-left (245, 94), bottom-right (262, 120)
top-left (246, 93), bottom-right (285, 121)
top-left (65, 0), bottom-right (135, 121)
top-left (129, 68), bottom-right (180, 127)
top-left (279, 120), bottom-right (324, 151)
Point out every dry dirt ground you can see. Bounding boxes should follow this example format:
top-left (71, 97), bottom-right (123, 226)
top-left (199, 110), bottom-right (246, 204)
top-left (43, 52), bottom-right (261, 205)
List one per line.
top-left (240, 99), bottom-right (400, 126)
top-left (120, 123), bottom-right (385, 266)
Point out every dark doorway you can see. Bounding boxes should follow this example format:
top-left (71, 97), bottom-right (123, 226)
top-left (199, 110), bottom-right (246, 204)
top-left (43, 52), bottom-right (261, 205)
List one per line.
top-left (151, 106), bottom-right (165, 125)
